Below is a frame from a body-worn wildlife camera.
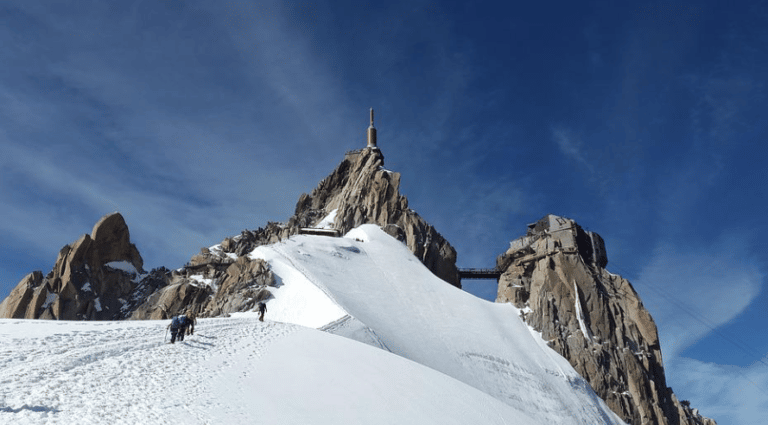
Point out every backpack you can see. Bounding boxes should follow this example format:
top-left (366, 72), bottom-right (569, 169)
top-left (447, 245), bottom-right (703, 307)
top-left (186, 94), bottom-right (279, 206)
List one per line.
top-left (171, 316), bottom-right (183, 328)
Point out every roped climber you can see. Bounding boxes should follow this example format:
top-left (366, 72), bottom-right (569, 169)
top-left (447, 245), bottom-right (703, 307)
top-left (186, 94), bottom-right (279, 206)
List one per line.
top-left (167, 312), bottom-right (195, 344)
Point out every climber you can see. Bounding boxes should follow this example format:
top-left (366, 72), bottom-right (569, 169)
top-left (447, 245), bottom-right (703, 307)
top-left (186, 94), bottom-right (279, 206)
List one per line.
top-left (167, 312), bottom-right (195, 343)
top-left (257, 301), bottom-right (267, 322)
top-left (184, 311), bottom-right (196, 336)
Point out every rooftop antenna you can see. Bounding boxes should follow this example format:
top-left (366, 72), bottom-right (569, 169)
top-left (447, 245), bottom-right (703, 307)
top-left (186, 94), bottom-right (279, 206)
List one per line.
top-left (367, 108), bottom-right (377, 148)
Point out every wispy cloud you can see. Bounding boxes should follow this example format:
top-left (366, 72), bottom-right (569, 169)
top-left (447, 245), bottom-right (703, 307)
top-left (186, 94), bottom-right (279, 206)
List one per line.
top-left (633, 236), bottom-right (764, 360)
top-left (0, 0), bottom-right (366, 279)
top-left (551, 126), bottom-right (595, 175)
top-left (667, 356), bottom-right (768, 424)
top-left (629, 232), bottom-right (766, 424)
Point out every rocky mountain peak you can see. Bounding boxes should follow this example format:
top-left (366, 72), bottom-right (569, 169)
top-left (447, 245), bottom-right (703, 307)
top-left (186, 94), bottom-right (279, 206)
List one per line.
top-left (288, 146), bottom-right (459, 286)
top-left (0, 212), bottom-right (146, 320)
top-left (290, 147), bottom-right (391, 229)
top-left (496, 214), bottom-right (716, 425)
top-left (89, 212), bottom-right (144, 270)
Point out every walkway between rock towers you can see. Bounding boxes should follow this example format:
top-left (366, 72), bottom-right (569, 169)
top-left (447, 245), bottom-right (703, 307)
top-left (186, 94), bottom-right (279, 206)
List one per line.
top-left (457, 268), bottom-right (501, 282)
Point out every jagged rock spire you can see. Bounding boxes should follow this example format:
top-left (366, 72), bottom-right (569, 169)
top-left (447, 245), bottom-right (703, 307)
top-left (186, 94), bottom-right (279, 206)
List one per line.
top-left (291, 147), bottom-right (459, 286)
top-left (496, 215), bottom-right (716, 425)
top-left (0, 212), bottom-right (145, 320)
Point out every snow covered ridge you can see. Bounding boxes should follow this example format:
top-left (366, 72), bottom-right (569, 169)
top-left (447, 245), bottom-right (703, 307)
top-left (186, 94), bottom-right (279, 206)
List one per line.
top-left (251, 225), bottom-right (625, 424)
top-left (0, 225), bottom-right (626, 424)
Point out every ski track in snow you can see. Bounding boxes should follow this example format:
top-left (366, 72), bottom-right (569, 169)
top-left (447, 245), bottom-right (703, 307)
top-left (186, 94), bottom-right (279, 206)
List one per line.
top-left (0, 318), bottom-right (298, 425)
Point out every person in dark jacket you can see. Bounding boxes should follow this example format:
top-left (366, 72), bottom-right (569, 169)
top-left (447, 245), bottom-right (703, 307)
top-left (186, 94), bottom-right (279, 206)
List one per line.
top-left (185, 311), bottom-right (196, 336)
top-left (167, 312), bottom-right (195, 343)
top-left (257, 301), bottom-right (267, 322)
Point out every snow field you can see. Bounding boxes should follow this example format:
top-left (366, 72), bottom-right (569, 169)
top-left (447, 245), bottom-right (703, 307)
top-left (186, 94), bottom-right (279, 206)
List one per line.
top-left (246, 244), bottom-right (347, 329)
top-left (0, 317), bottom-right (532, 425)
top-left (246, 327), bottom-right (536, 424)
top-left (0, 318), bottom-right (298, 424)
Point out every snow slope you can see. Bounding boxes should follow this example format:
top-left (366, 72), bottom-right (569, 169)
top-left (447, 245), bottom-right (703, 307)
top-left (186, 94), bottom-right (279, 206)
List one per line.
top-left (1, 318), bottom-right (530, 424)
top-left (0, 225), bottom-right (626, 424)
top-left (247, 224), bottom-right (625, 424)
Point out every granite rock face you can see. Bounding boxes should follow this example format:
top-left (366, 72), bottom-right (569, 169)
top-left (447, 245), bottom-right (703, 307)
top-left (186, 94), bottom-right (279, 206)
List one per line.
top-left (0, 212), bottom-right (146, 320)
top-left (287, 147), bottom-right (459, 286)
top-left (127, 248), bottom-right (276, 320)
top-left (496, 215), bottom-right (716, 425)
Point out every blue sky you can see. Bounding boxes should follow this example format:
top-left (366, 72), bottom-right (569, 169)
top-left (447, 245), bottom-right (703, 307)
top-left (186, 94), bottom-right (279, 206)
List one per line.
top-left (1, 1), bottom-right (766, 423)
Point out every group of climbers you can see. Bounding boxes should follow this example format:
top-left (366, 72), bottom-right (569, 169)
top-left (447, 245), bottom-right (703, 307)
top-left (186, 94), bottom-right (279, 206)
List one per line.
top-left (167, 311), bottom-right (196, 344)
top-left (166, 301), bottom-right (268, 344)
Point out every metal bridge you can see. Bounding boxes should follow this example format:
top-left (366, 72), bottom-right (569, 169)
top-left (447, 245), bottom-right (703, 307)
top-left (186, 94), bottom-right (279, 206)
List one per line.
top-left (457, 268), bottom-right (501, 281)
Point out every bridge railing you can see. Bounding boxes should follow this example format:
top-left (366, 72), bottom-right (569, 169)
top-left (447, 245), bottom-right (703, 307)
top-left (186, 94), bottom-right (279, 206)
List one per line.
top-left (457, 268), bottom-right (502, 280)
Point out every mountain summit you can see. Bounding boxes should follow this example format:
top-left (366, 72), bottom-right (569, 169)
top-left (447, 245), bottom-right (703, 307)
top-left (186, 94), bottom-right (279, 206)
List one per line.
top-left (0, 141), bottom-right (459, 320)
top-left (288, 146), bottom-right (459, 286)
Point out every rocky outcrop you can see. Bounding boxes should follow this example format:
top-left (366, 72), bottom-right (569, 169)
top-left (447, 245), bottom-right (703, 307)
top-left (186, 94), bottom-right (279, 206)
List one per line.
top-left (0, 212), bottom-right (280, 321)
top-left (496, 214), bottom-right (715, 425)
top-left (0, 271), bottom-right (46, 319)
top-left (287, 147), bottom-right (459, 286)
top-left (127, 252), bottom-right (276, 320)
top-left (0, 212), bottom-right (146, 320)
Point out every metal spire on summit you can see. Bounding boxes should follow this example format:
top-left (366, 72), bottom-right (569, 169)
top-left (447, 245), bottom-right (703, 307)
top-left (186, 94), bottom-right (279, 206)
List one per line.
top-left (367, 108), bottom-right (377, 148)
